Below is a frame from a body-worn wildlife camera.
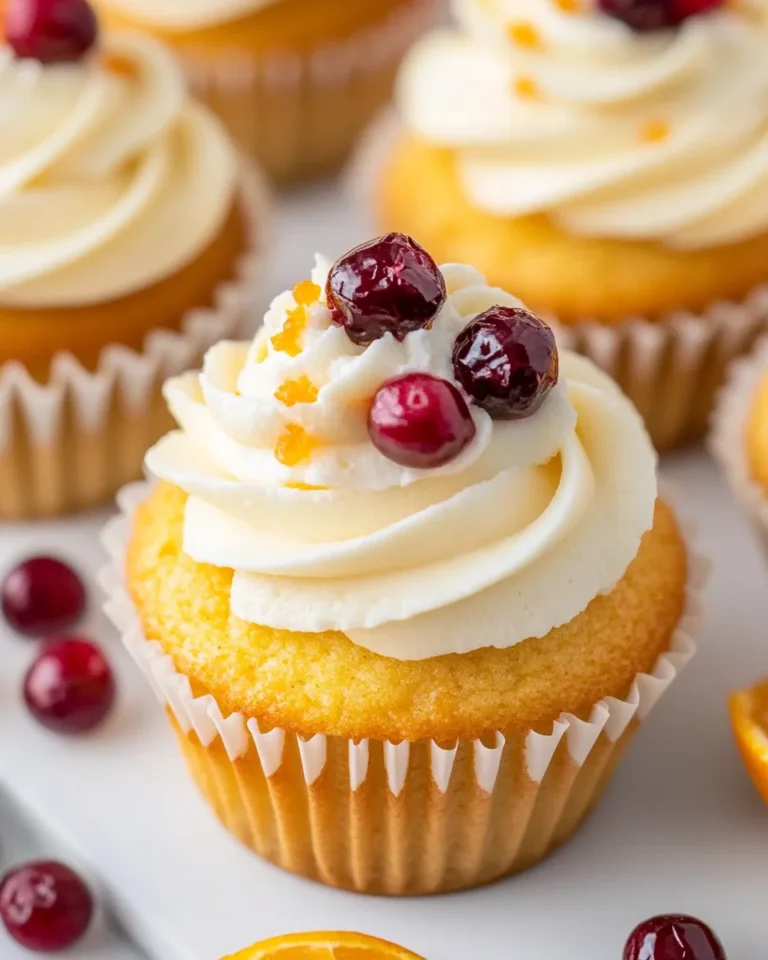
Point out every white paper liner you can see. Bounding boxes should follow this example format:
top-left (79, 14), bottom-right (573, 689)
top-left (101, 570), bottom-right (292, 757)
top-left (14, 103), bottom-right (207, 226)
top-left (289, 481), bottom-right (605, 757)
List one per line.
top-left (709, 334), bottom-right (768, 548)
top-left (0, 161), bottom-right (270, 515)
top-left (99, 481), bottom-right (707, 797)
top-left (349, 112), bottom-right (768, 451)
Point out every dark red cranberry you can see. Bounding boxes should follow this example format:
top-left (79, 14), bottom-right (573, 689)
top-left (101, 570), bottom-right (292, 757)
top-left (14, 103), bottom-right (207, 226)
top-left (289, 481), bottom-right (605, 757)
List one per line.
top-left (368, 373), bottom-right (476, 469)
top-left (0, 861), bottom-right (93, 952)
top-left (452, 306), bottom-right (558, 421)
top-left (598, 0), bottom-right (722, 30)
top-left (24, 638), bottom-right (115, 734)
top-left (6, 0), bottom-right (99, 64)
top-left (326, 233), bottom-right (447, 346)
top-left (624, 915), bottom-right (727, 960)
top-left (1, 557), bottom-right (86, 638)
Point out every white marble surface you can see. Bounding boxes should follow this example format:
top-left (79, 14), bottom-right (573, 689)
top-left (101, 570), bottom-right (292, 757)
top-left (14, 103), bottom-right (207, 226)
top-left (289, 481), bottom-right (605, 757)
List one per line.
top-left (0, 186), bottom-right (767, 960)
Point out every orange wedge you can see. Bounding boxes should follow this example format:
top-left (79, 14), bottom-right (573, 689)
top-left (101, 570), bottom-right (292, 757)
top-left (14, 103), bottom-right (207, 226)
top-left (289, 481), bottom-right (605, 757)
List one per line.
top-left (221, 931), bottom-right (426, 960)
top-left (729, 679), bottom-right (768, 804)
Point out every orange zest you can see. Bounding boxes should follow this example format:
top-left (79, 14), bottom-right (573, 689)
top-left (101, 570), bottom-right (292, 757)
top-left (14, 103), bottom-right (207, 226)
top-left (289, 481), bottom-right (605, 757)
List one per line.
top-left (730, 679), bottom-right (768, 805)
top-left (507, 21), bottom-right (543, 50)
top-left (640, 119), bottom-right (671, 144)
top-left (271, 306), bottom-right (307, 357)
top-left (221, 931), bottom-right (426, 960)
top-left (293, 280), bottom-right (321, 306)
top-left (275, 375), bottom-right (319, 407)
top-left (514, 75), bottom-right (542, 101)
top-left (553, 0), bottom-right (581, 12)
top-left (274, 423), bottom-right (318, 467)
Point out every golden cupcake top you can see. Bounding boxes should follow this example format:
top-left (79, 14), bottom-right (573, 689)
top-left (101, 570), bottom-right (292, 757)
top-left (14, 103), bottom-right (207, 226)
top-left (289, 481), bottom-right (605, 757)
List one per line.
top-left (397, 0), bottom-right (768, 248)
top-left (0, 0), bottom-right (238, 308)
top-left (146, 234), bottom-right (658, 661)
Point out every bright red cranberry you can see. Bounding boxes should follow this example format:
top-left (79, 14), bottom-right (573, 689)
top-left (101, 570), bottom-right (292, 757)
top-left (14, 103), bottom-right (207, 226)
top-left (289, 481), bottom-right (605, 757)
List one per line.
top-left (0, 861), bottom-right (93, 952)
top-left (6, 0), bottom-right (99, 64)
top-left (24, 638), bottom-right (115, 734)
top-left (598, 0), bottom-right (721, 30)
top-left (624, 915), bottom-right (727, 960)
top-left (452, 306), bottom-right (558, 421)
top-left (326, 233), bottom-right (447, 346)
top-left (1, 557), bottom-right (86, 638)
top-left (368, 373), bottom-right (476, 469)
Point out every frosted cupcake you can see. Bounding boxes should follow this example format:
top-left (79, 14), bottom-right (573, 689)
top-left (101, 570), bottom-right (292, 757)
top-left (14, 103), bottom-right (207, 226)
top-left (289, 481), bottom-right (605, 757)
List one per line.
top-left (0, 0), bottom-right (266, 519)
top-left (104, 233), bottom-right (704, 895)
top-left (93, 0), bottom-right (437, 184)
top-left (373, 0), bottom-right (768, 450)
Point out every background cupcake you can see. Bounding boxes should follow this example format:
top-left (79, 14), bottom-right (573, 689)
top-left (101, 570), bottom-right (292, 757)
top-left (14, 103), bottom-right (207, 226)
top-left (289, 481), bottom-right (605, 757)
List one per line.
top-left (93, 0), bottom-right (437, 184)
top-left (0, 0), bottom-right (267, 520)
top-left (371, 0), bottom-right (768, 450)
top-left (104, 235), bottom-right (705, 896)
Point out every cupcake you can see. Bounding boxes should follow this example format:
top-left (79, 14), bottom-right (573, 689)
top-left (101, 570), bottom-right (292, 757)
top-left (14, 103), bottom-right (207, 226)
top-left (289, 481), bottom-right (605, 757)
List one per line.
top-left (93, 0), bottom-right (437, 184)
top-left (0, 0), bottom-right (266, 519)
top-left (103, 233), bottom-right (704, 895)
top-left (371, 0), bottom-right (768, 451)
top-left (710, 335), bottom-right (768, 556)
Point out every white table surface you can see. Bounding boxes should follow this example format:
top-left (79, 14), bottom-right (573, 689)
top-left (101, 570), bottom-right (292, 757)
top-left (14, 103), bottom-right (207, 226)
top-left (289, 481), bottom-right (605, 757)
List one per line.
top-left (0, 185), bottom-right (767, 960)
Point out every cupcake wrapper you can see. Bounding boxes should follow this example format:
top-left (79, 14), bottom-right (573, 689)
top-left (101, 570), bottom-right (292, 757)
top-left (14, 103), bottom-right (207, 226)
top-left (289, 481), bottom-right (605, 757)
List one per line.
top-left (0, 163), bottom-right (269, 521)
top-left (709, 334), bottom-right (768, 554)
top-left (350, 112), bottom-right (768, 452)
top-left (179, 1), bottom-right (438, 183)
top-left (99, 482), bottom-right (707, 896)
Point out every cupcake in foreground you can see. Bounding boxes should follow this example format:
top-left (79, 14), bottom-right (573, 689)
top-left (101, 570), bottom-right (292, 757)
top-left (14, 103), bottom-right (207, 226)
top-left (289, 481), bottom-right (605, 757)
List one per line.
top-left (0, 0), bottom-right (266, 519)
top-left (373, 0), bottom-right (768, 451)
top-left (104, 233), bottom-right (704, 895)
top-left (93, 0), bottom-right (437, 184)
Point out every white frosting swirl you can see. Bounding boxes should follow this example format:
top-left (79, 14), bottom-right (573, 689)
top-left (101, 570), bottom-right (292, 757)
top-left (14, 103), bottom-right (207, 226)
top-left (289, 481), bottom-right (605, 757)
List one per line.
top-left (397, 0), bottom-right (768, 249)
top-left (0, 32), bottom-right (238, 308)
top-left (145, 257), bottom-right (658, 661)
top-left (96, 0), bottom-right (278, 31)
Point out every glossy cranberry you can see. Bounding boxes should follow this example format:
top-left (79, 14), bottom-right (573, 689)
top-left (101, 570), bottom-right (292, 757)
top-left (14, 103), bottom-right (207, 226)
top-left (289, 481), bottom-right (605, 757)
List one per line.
top-left (326, 233), bottom-right (447, 346)
top-left (1, 557), bottom-right (86, 638)
top-left (24, 638), bottom-right (115, 734)
top-left (6, 0), bottom-right (99, 64)
top-left (452, 306), bottom-right (558, 421)
top-left (368, 373), bottom-right (476, 469)
top-left (0, 861), bottom-right (93, 952)
top-left (598, 0), bottom-right (722, 30)
top-left (624, 915), bottom-right (727, 960)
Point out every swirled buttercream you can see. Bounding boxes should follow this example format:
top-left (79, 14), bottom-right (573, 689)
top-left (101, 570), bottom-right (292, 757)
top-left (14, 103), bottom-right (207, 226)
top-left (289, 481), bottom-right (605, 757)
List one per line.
top-left (145, 257), bottom-right (658, 661)
top-left (96, 0), bottom-right (278, 31)
top-left (0, 31), bottom-right (238, 307)
top-left (397, 0), bottom-right (768, 249)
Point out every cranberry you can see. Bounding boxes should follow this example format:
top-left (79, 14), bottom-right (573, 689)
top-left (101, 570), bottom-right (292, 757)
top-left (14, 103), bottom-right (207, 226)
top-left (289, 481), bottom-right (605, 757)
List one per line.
top-left (452, 306), bottom-right (558, 421)
top-left (6, 0), bottom-right (99, 64)
top-left (1, 557), bottom-right (86, 638)
top-left (624, 915), bottom-right (727, 960)
top-left (24, 638), bottom-right (115, 734)
top-left (326, 233), bottom-right (447, 346)
top-left (598, 0), bottom-right (722, 30)
top-left (0, 861), bottom-right (93, 952)
top-left (368, 373), bottom-right (476, 469)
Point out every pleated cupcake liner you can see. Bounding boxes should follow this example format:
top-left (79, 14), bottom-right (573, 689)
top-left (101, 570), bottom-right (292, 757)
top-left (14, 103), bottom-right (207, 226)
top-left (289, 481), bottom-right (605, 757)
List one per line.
top-left (99, 480), bottom-right (708, 896)
top-left (0, 163), bottom-right (270, 521)
top-left (349, 111), bottom-right (768, 452)
top-left (709, 335), bottom-right (768, 556)
top-left (177, 1), bottom-right (438, 184)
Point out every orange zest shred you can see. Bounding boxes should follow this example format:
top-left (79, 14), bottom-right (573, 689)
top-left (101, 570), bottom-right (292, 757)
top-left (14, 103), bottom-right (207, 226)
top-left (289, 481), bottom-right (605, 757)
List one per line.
top-left (285, 482), bottom-right (328, 491)
top-left (553, 0), bottom-right (581, 12)
top-left (514, 75), bottom-right (542, 101)
top-left (274, 423), bottom-right (318, 467)
top-left (270, 305), bottom-right (307, 357)
top-left (640, 119), bottom-right (671, 144)
top-left (507, 21), bottom-right (543, 50)
top-left (292, 280), bottom-right (321, 306)
top-left (274, 375), bottom-right (319, 407)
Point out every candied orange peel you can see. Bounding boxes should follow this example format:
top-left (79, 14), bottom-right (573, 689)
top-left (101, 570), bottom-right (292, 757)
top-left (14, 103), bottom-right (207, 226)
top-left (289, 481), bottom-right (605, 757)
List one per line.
top-left (275, 375), bottom-right (319, 407)
top-left (271, 306), bottom-right (307, 358)
top-left (274, 423), bottom-right (319, 467)
top-left (293, 279), bottom-right (321, 306)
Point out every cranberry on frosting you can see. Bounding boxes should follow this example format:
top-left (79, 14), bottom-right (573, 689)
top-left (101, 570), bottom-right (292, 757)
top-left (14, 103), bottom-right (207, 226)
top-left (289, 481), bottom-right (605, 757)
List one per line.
top-left (6, 0), bottom-right (99, 64)
top-left (598, 0), bottom-right (723, 32)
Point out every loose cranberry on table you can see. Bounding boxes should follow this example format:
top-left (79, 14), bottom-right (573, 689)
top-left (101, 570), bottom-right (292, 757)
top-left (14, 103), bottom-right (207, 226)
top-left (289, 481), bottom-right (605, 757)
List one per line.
top-left (6, 0), bottom-right (99, 65)
top-left (624, 915), bottom-right (727, 960)
top-left (598, 0), bottom-right (722, 31)
top-left (368, 373), bottom-right (476, 469)
top-left (452, 306), bottom-right (558, 421)
top-left (24, 638), bottom-right (115, 734)
top-left (326, 233), bottom-right (447, 346)
top-left (1, 557), bottom-right (86, 639)
top-left (0, 861), bottom-right (93, 953)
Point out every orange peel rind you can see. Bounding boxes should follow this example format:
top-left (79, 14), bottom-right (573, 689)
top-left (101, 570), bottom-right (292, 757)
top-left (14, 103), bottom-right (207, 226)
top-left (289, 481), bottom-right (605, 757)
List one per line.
top-left (729, 679), bottom-right (768, 805)
top-left (221, 930), bottom-right (426, 960)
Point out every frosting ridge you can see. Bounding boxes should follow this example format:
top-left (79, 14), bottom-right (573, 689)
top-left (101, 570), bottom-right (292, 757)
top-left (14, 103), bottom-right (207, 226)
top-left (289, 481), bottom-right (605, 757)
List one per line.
top-left (146, 257), bottom-right (658, 661)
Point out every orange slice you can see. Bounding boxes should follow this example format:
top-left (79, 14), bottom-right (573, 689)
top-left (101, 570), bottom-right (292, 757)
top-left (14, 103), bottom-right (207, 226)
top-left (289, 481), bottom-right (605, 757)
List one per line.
top-left (221, 931), bottom-right (426, 960)
top-left (729, 679), bottom-right (768, 804)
